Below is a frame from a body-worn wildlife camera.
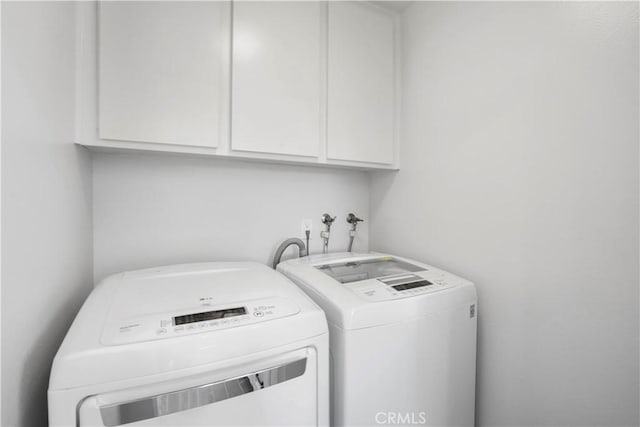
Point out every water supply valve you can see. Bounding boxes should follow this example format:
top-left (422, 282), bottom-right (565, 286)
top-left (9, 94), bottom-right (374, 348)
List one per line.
top-left (346, 213), bottom-right (364, 227)
top-left (320, 213), bottom-right (336, 254)
top-left (346, 213), bottom-right (364, 252)
top-left (321, 213), bottom-right (336, 230)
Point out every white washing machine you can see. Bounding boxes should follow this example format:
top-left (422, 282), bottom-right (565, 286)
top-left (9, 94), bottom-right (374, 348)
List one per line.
top-left (48, 262), bottom-right (329, 427)
top-left (277, 253), bottom-right (477, 427)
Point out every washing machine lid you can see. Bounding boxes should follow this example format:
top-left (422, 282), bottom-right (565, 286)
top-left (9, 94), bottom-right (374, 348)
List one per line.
top-left (315, 256), bottom-right (424, 284)
top-left (49, 262), bottom-right (327, 391)
top-left (277, 253), bottom-right (476, 330)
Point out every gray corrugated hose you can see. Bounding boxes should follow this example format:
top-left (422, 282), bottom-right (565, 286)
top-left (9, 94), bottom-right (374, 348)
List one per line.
top-left (272, 238), bottom-right (307, 269)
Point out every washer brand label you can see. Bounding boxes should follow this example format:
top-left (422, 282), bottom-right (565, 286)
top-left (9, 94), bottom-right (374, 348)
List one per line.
top-left (375, 412), bottom-right (427, 425)
top-left (470, 304), bottom-right (476, 318)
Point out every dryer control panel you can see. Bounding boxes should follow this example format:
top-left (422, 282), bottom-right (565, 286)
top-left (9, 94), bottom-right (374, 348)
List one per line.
top-left (101, 297), bottom-right (300, 346)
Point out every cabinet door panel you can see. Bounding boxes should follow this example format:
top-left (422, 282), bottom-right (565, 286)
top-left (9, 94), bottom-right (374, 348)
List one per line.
top-left (328, 2), bottom-right (395, 164)
top-left (232, 1), bottom-right (322, 157)
top-left (99, 2), bottom-right (228, 147)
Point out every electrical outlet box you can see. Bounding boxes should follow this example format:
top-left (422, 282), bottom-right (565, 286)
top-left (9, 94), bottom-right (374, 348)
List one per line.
top-left (301, 219), bottom-right (313, 239)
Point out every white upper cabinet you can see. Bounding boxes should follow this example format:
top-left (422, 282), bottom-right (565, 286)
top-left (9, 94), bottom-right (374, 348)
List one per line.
top-left (327, 2), bottom-right (396, 164)
top-left (84, 1), bottom-right (398, 169)
top-left (231, 1), bottom-right (323, 158)
top-left (98, 1), bottom-right (229, 147)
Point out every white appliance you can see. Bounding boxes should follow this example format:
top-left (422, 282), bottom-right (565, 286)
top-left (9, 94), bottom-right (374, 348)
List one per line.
top-left (277, 252), bottom-right (477, 427)
top-left (48, 262), bottom-right (329, 427)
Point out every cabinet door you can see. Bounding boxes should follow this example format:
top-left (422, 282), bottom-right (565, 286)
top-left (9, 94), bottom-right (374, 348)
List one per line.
top-left (99, 2), bottom-right (229, 147)
top-left (231, 1), bottom-right (323, 157)
top-left (328, 2), bottom-right (396, 164)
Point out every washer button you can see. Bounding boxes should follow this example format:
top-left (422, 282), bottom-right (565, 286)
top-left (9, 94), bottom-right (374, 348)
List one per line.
top-left (156, 328), bottom-right (167, 335)
top-left (253, 311), bottom-right (264, 317)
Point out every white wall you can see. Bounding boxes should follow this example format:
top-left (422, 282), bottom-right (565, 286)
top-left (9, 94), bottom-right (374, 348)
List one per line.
top-left (370, 2), bottom-right (639, 426)
top-left (1, 2), bottom-right (93, 426)
top-left (93, 153), bottom-right (369, 281)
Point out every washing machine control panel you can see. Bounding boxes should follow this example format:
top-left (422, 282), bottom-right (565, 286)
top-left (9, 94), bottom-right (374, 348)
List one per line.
top-left (347, 272), bottom-right (457, 301)
top-left (101, 297), bottom-right (300, 345)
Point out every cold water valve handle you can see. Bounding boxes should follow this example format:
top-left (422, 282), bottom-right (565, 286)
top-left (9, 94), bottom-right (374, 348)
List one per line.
top-left (346, 213), bottom-right (364, 252)
top-left (346, 213), bottom-right (363, 227)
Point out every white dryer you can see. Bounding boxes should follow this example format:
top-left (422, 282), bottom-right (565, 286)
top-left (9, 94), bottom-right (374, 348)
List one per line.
top-left (277, 253), bottom-right (477, 427)
top-left (48, 262), bottom-right (329, 427)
